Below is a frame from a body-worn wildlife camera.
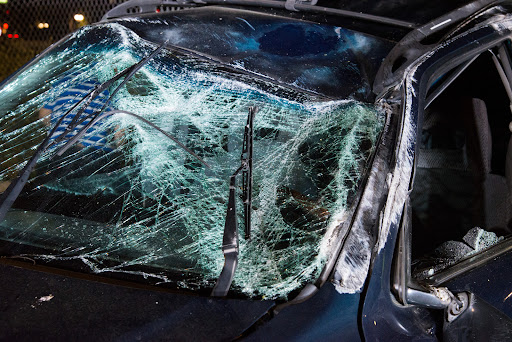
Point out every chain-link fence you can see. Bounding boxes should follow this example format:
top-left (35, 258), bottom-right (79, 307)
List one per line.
top-left (0, 0), bottom-right (128, 82)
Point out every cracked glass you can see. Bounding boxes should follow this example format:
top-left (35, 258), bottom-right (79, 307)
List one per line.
top-left (0, 19), bottom-right (384, 299)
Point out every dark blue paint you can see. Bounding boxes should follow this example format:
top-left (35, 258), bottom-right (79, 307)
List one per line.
top-left (0, 263), bottom-right (274, 342)
top-left (444, 250), bottom-right (512, 319)
top-left (361, 223), bottom-right (438, 341)
top-left (443, 293), bottom-right (512, 342)
top-left (246, 284), bottom-right (361, 341)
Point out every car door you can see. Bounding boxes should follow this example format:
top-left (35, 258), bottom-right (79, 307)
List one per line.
top-left (407, 37), bottom-right (512, 340)
top-left (361, 7), bottom-right (512, 341)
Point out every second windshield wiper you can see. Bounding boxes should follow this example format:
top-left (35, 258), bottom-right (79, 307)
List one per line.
top-left (211, 106), bottom-right (256, 297)
top-left (53, 41), bottom-right (168, 155)
top-left (73, 109), bottom-right (210, 168)
top-left (0, 42), bottom-right (207, 223)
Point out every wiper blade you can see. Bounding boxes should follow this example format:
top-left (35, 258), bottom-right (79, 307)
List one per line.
top-left (211, 106), bottom-right (256, 297)
top-left (55, 47), bottom-right (210, 167)
top-left (242, 107), bottom-right (255, 240)
top-left (0, 42), bottom-right (167, 223)
top-left (54, 41), bottom-right (168, 155)
top-left (163, 43), bottom-right (332, 101)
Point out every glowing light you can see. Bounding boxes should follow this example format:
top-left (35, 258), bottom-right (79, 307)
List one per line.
top-left (37, 23), bottom-right (44, 29)
top-left (44, 23), bottom-right (49, 28)
top-left (7, 33), bottom-right (12, 38)
top-left (73, 14), bottom-right (84, 22)
top-left (13, 33), bottom-right (18, 38)
top-left (3, 23), bottom-right (8, 30)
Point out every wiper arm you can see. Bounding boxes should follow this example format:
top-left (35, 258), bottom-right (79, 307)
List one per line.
top-left (55, 46), bottom-right (210, 167)
top-left (0, 42), bottom-right (167, 224)
top-left (211, 106), bottom-right (256, 297)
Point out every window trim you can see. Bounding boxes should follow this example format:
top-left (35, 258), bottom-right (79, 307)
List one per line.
top-left (425, 237), bottom-right (512, 286)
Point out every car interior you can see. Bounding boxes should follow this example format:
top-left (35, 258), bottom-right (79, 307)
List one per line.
top-left (410, 41), bottom-right (512, 278)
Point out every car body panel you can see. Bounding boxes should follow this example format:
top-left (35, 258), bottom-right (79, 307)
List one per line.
top-left (361, 5), bottom-right (512, 340)
top-left (0, 261), bottom-right (275, 341)
top-left (245, 285), bottom-right (361, 341)
top-left (1, 1), bottom-right (512, 340)
top-left (441, 249), bottom-right (512, 319)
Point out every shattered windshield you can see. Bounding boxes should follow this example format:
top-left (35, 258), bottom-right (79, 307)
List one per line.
top-left (114, 7), bottom-right (394, 100)
top-left (0, 21), bottom-right (383, 299)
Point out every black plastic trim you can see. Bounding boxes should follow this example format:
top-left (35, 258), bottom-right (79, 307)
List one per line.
top-left (102, 0), bottom-right (415, 28)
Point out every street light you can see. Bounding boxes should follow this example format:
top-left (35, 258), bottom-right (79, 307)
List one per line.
top-left (74, 14), bottom-right (84, 22)
top-left (70, 13), bottom-right (87, 32)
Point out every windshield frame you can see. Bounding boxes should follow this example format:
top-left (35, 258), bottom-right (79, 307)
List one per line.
top-left (0, 13), bottom-right (389, 301)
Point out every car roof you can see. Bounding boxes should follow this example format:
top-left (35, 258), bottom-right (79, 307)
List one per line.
top-left (316, 0), bottom-right (475, 26)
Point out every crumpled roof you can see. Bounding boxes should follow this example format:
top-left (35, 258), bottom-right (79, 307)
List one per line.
top-left (317, 0), bottom-right (474, 25)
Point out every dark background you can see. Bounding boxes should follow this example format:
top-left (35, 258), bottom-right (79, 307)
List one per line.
top-left (0, 0), bottom-right (128, 82)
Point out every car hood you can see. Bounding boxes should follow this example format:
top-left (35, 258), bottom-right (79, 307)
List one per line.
top-left (0, 261), bottom-right (274, 341)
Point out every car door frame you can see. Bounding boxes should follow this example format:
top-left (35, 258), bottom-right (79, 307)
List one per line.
top-left (360, 10), bottom-right (512, 341)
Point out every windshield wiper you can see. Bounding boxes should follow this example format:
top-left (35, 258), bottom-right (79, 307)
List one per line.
top-left (211, 106), bottom-right (256, 297)
top-left (242, 107), bottom-right (255, 241)
top-left (0, 42), bottom-right (203, 223)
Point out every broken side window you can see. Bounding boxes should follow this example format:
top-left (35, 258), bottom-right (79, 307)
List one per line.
top-left (411, 44), bottom-right (512, 280)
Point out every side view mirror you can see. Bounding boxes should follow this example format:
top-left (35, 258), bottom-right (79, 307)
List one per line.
top-left (392, 198), bottom-right (470, 316)
top-left (392, 198), bottom-right (512, 342)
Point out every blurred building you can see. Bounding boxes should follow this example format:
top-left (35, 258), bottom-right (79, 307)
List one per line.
top-left (0, 0), bottom-right (128, 82)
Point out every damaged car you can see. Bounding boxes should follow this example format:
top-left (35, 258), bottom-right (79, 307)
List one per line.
top-left (0, 0), bottom-right (511, 340)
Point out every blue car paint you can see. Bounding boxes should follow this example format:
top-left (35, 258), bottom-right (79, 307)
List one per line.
top-left (246, 285), bottom-right (361, 341)
top-left (361, 221), bottom-right (438, 341)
